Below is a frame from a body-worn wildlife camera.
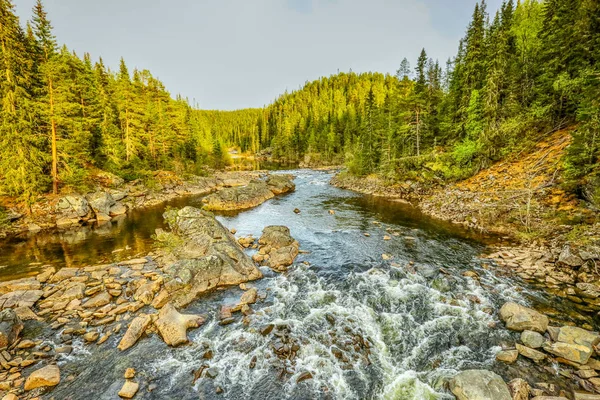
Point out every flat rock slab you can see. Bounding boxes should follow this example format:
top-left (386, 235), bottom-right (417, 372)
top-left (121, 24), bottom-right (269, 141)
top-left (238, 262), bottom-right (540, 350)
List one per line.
top-left (24, 364), bottom-right (61, 391)
top-left (499, 302), bottom-right (549, 333)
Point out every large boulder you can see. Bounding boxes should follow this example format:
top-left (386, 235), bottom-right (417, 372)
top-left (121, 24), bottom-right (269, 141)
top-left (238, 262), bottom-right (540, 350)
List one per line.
top-left (499, 302), bottom-right (549, 333)
top-left (87, 191), bottom-right (116, 218)
top-left (202, 175), bottom-right (295, 211)
top-left (56, 195), bottom-right (90, 219)
top-left (162, 207), bottom-right (262, 307)
top-left (0, 308), bottom-right (23, 348)
top-left (266, 174), bottom-right (295, 195)
top-left (449, 370), bottom-right (512, 400)
top-left (257, 226), bottom-right (300, 272)
top-left (155, 303), bottom-right (205, 346)
top-left (24, 364), bottom-right (61, 391)
top-left (202, 180), bottom-right (275, 211)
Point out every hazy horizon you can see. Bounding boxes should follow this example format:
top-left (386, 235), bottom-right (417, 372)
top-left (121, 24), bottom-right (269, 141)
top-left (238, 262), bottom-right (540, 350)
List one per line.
top-left (15, 0), bottom-right (503, 110)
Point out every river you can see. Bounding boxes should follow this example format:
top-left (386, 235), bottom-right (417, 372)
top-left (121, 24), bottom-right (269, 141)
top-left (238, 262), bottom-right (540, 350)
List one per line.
top-left (0, 170), bottom-right (588, 399)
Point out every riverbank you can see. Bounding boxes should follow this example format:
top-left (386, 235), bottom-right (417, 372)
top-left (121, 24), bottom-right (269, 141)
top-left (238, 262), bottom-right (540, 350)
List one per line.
top-left (0, 170), bottom-right (264, 239)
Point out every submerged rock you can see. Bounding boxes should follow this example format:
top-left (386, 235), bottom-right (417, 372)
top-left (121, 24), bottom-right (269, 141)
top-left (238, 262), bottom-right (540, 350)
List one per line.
top-left (155, 303), bottom-right (205, 346)
top-left (118, 380), bottom-right (139, 399)
top-left (162, 207), bottom-right (262, 307)
top-left (499, 302), bottom-right (549, 333)
top-left (449, 370), bottom-right (512, 400)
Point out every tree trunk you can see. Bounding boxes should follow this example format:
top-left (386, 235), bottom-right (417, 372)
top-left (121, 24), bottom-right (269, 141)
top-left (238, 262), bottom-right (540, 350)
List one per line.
top-left (49, 78), bottom-right (58, 195)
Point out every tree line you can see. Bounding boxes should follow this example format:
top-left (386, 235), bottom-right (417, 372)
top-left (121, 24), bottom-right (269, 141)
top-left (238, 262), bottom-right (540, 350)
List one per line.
top-left (0, 0), bottom-right (235, 201)
top-left (1, 0), bottom-right (598, 201)
top-left (224, 0), bottom-right (599, 188)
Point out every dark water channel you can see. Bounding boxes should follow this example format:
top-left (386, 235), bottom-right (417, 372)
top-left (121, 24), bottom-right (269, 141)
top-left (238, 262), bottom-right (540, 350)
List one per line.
top-left (0, 170), bottom-right (590, 399)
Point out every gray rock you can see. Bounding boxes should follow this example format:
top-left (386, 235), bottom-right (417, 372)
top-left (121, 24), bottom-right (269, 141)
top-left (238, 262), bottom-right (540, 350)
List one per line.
top-left (163, 207), bottom-right (262, 307)
top-left (449, 370), bottom-right (512, 400)
top-left (521, 330), bottom-right (545, 348)
top-left (87, 191), bottom-right (116, 217)
top-left (558, 245), bottom-right (584, 267)
top-left (0, 308), bottom-right (23, 348)
top-left (56, 195), bottom-right (90, 219)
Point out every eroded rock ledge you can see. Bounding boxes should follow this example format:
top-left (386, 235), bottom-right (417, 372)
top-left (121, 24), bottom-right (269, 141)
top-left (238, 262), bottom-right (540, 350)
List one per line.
top-left (202, 175), bottom-right (295, 211)
top-left (159, 206), bottom-right (263, 307)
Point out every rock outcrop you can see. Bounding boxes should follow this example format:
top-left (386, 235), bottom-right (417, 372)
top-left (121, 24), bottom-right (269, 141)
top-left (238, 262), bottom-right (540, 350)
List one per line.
top-left (449, 370), bottom-right (512, 400)
top-left (161, 207), bottom-right (262, 307)
top-left (202, 175), bottom-right (295, 211)
top-left (253, 226), bottom-right (300, 272)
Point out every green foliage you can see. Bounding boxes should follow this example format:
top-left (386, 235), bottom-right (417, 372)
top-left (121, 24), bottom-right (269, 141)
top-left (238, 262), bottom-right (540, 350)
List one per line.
top-left (1, 0), bottom-right (599, 200)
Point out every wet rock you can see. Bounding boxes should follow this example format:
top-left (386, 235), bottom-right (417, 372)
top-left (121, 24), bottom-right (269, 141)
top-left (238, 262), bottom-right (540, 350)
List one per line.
top-left (260, 324), bottom-right (274, 336)
top-left (206, 367), bottom-right (219, 379)
top-left (294, 208), bottom-right (301, 214)
top-left (124, 368), bottom-right (135, 379)
top-left (449, 370), bottom-right (512, 400)
top-left (118, 380), bottom-right (139, 399)
top-left (257, 226), bottom-right (300, 272)
top-left (249, 355), bottom-right (257, 369)
top-left (521, 330), bottom-right (545, 349)
top-left (496, 349), bottom-right (519, 364)
top-left (24, 364), bottom-right (60, 391)
top-left (297, 371), bottom-right (313, 383)
top-left (219, 317), bottom-right (235, 326)
top-left (266, 175), bottom-right (295, 195)
top-left (499, 302), bottom-right (549, 333)
top-left (543, 341), bottom-right (593, 364)
top-left (162, 207), bottom-right (262, 307)
top-left (240, 288), bottom-right (258, 305)
top-left (83, 331), bottom-right (100, 342)
top-left (118, 314), bottom-right (153, 351)
top-left (516, 344), bottom-right (547, 362)
top-left (508, 378), bottom-right (530, 400)
top-left (155, 303), bottom-right (206, 346)
top-left (0, 309), bottom-right (23, 348)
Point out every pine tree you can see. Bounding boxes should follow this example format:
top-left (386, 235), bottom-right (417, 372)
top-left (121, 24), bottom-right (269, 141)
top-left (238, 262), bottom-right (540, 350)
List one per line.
top-left (0, 0), bottom-right (47, 200)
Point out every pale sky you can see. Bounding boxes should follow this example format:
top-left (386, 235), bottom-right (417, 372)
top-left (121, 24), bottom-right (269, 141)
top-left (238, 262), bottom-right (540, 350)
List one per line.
top-left (14, 0), bottom-right (503, 110)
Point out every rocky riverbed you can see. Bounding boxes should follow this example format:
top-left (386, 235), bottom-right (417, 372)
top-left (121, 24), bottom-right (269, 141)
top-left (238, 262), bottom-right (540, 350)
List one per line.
top-left (0, 170), bottom-right (265, 238)
top-left (0, 206), bottom-right (300, 399)
top-left (1, 169), bottom-right (600, 399)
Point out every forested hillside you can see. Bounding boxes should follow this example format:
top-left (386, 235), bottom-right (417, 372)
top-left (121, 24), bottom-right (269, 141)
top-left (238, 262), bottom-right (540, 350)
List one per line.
top-left (240, 0), bottom-right (599, 191)
top-left (0, 0), bottom-right (234, 201)
top-left (1, 0), bottom-right (598, 202)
